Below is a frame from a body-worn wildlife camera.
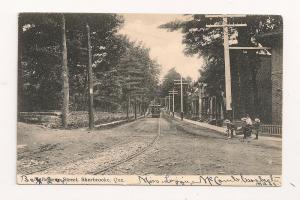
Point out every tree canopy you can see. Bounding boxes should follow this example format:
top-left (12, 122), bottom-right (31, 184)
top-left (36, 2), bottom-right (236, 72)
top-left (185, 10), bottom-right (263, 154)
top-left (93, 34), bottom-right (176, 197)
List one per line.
top-left (160, 15), bottom-right (282, 117)
top-left (18, 13), bottom-right (160, 113)
top-left (160, 68), bottom-right (181, 97)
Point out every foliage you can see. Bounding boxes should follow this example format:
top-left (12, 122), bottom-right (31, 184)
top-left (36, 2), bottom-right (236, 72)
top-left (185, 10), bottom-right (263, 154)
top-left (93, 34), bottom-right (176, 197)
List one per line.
top-left (118, 37), bottom-right (160, 107)
top-left (160, 15), bottom-right (282, 116)
top-left (160, 68), bottom-right (181, 97)
top-left (160, 15), bottom-right (282, 58)
top-left (160, 68), bottom-right (194, 112)
top-left (19, 14), bottom-right (63, 111)
top-left (18, 13), bottom-right (160, 113)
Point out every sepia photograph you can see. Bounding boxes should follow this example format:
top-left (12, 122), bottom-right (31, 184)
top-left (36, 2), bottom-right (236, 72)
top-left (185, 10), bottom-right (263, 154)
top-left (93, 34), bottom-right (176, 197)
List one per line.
top-left (16, 13), bottom-right (282, 186)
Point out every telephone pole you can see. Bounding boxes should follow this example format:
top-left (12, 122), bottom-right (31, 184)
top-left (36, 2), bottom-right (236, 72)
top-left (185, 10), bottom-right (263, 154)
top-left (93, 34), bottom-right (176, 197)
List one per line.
top-left (205, 15), bottom-right (270, 120)
top-left (180, 76), bottom-right (183, 119)
top-left (174, 76), bottom-right (188, 120)
top-left (205, 15), bottom-right (247, 119)
top-left (165, 97), bottom-right (167, 108)
top-left (134, 98), bottom-right (137, 119)
top-left (169, 89), bottom-right (178, 117)
top-left (168, 95), bottom-right (171, 113)
top-left (86, 23), bottom-right (94, 129)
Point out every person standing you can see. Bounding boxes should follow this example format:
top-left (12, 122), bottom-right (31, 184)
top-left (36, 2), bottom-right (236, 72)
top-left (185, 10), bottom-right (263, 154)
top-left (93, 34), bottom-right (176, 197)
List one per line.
top-left (242, 114), bottom-right (253, 139)
top-left (253, 118), bottom-right (261, 139)
top-left (224, 119), bottom-right (234, 138)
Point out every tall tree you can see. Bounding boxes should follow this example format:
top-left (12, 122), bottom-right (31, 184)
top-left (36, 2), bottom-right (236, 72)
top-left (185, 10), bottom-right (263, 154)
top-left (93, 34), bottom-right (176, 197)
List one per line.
top-left (19, 13), bottom-right (63, 111)
top-left (18, 13), bottom-right (161, 124)
top-left (61, 14), bottom-right (69, 128)
top-left (86, 23), bottom-right (94, 128)
top-left (18, 13), bottom-right (125, 112)
top-left (160, 67), bottom-right (181, 97)
top-left (117, 38), bottom-right (160, 116)
top-left (160, 68), bottom-right (182, 112)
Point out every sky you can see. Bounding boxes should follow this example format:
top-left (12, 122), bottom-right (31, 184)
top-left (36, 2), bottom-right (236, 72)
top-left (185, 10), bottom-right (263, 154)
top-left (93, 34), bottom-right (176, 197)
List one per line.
top-left (118, 13), bottom-right (204, 81)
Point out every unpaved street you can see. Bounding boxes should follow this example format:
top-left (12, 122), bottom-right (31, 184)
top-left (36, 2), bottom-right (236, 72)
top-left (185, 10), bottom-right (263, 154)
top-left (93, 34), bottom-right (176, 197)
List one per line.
top-left (17, 114), bottom-right (281, 175)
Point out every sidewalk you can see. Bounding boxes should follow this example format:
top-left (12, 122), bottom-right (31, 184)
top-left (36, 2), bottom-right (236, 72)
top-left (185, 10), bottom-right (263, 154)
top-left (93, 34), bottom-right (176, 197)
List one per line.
top-left (171, 114), bottom-right (282, 142)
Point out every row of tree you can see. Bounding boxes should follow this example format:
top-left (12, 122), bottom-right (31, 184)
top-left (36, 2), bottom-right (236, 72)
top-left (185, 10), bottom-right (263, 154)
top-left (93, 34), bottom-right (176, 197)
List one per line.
top-left (18, 13), bottom-right (160, 127)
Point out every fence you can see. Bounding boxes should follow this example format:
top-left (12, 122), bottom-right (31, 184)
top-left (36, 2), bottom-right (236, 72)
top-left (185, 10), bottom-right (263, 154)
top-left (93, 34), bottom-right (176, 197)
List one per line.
top-left (260, 124), bottom-right (282, 136)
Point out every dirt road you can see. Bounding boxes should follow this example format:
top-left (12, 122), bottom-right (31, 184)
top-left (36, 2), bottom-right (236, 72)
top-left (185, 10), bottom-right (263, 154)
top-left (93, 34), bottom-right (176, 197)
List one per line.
top-left (17, 114), bottom-right (281, 175)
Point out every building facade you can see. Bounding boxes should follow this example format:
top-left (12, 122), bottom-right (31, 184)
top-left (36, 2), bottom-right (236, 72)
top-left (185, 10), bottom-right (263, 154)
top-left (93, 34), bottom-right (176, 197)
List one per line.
top-left (190, 30), bottom-right (282, 125)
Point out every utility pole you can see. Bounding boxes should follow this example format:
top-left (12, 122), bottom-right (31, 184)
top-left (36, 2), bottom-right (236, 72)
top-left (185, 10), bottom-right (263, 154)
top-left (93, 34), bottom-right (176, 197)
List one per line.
top-left (86, 23), bottom-right (94, 129)
top-left (205, 14), bottom-right (270, 120)
top-left (126, 95), bottom-right (129, 119)
top-left (205, 15), bottom-right (247, 120)
top-left (180, 76), bottom-right (183, 119)
top-left (169, 89), bottom-right (178, 117)
top-left (173, 92), bottom-right (175, 117)
top-left (61, 14), bottom-right (69, 129)
top-left (134, 98), bottom-right (137, 119)
top-left (174, 76), bottom-right (188, 120)
top-left (164, 97), bottom-right (167, 109)
top-left (168, 95), bottom-right (171, 114)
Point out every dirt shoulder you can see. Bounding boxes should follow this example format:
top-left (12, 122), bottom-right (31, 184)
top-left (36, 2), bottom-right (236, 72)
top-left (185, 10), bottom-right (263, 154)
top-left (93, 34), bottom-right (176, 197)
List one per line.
top-left (17, 118), bottom-right (158, 175)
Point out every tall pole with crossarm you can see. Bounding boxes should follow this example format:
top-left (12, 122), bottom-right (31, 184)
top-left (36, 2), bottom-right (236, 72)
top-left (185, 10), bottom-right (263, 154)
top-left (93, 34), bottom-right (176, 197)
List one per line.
top-left (205, 15), bottom-right (270, 120)
top-left (205, 15), bottom-right (247, 120)
top-left (180, 76), bottom-right (183, 119)
top-left (174, 76), bottom-right (188, 120)
top-left (165, 97), bottom-right (167, 111)
top-left (169, 89), bottom-right (178, 117)
top-left (168, 95), bottom-right (171, 113)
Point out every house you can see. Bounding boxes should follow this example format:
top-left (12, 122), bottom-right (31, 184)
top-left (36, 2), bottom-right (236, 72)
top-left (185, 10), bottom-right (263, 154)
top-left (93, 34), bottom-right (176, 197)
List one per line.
top-left (256, 29), bottom-right (283, 125)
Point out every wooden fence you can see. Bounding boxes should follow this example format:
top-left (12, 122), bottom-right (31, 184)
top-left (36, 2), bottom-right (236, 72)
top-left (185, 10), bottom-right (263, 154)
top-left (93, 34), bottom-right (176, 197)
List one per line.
top-left (260, 124), bottom-right (282, 136)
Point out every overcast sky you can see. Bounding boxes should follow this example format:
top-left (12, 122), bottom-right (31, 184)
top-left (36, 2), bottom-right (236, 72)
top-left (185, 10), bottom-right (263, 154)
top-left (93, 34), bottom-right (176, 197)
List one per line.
top-left (118, 13), bottom-right (204, 81)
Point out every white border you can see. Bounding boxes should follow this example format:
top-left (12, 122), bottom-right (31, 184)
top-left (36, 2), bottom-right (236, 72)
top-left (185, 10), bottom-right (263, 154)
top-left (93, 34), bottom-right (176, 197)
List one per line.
top-left (1, 0), bottom-right (300, 199)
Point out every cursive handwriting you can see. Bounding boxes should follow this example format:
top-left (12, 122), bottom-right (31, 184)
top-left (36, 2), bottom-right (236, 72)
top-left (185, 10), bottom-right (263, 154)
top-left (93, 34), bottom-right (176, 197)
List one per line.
top-left (19, 174), bottom-right (280, 186)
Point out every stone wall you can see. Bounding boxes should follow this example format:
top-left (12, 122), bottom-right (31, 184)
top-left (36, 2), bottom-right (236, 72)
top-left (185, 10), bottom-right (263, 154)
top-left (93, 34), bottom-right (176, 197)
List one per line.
top-left (19, 112), bottom-right (62, 128)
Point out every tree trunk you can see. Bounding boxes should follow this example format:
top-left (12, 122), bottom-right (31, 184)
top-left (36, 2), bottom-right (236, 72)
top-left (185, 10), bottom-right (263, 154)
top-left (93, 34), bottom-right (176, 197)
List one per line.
top-left (127, 95), bottom-right (130, 119)
top-left (86, 23), bottom-right (94, 129)
top-left (61, 14), bottom-right (69, 128)
top-left (134, 98), bottom-right (137, 119)
top-left (18, 15), bottom-right (22, 120)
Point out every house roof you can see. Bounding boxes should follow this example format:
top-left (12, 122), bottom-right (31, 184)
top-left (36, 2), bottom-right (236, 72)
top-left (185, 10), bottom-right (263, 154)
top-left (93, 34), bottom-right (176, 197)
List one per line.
top-left (255, 28), bottom-right (283, 47)
top-left (256, 28), bottom-right (283, 38)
